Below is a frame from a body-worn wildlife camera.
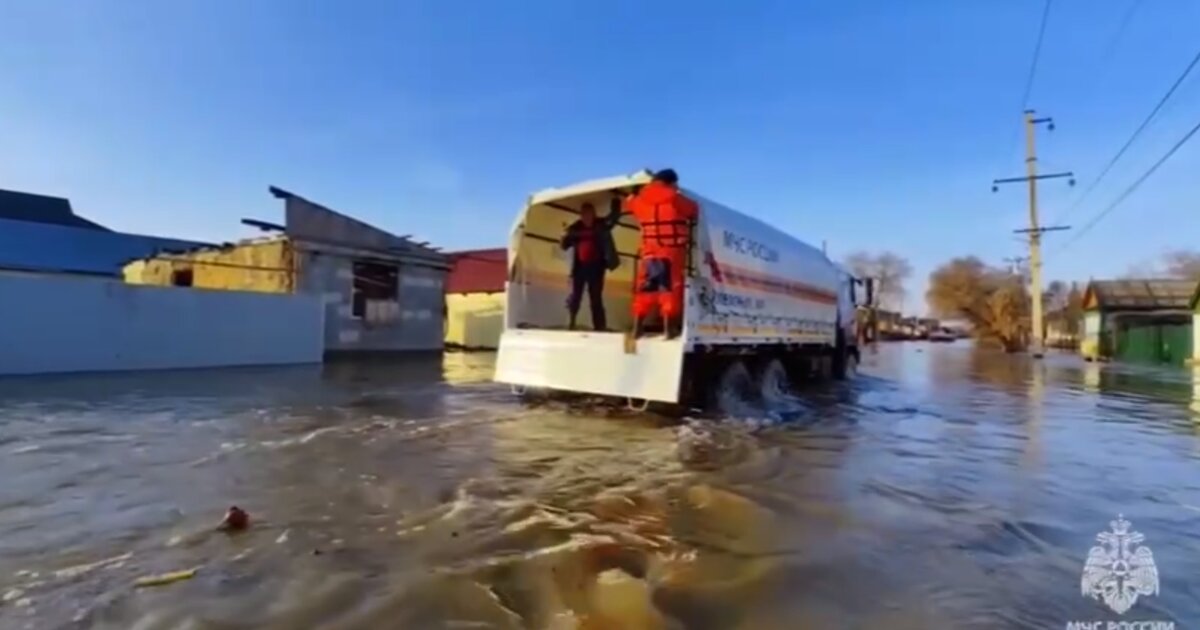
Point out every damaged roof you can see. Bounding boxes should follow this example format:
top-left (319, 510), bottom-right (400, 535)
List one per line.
top-left (268, 186), bottom-right (446, 265)
top-left (0, 189), bottom-right (109, 231)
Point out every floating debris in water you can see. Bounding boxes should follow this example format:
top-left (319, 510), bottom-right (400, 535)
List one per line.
top-left (588, 568), bottom-right (665, 628)
top-left (218, 506), bottom-right (250, 532)
top-left (53, 553), bottom-right (133, 580)
top-left (134, 568), bottom-right (198, 588)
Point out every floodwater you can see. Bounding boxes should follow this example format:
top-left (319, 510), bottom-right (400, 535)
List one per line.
top-left (2, 344), bottom-right (1199, 629)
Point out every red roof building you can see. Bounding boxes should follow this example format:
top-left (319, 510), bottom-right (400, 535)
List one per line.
top-left (445, 248), bottom-right (507, 294)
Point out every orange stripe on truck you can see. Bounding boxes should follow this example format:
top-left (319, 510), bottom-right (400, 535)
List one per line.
top-left (693, 324), bottom-right (830, 341)
top-left (708, 259), bottom-right (838, 304)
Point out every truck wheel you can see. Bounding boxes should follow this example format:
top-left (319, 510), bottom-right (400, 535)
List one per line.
top-left (832, 330), bottom-right (855, 380)
top-left (712, 359), bottom-right (756, 414)
top-left (757, 358), bottom-right (790, 404)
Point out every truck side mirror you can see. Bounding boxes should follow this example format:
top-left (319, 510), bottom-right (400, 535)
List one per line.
top-left (865, 278), bottom-right (876, 307)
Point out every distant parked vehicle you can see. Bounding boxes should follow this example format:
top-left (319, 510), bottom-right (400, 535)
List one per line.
top-left (928, 327), bottom-right (957, 342)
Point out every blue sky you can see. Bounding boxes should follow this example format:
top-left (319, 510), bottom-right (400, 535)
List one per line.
top-left (2, 0), bottom-right (1198, 312)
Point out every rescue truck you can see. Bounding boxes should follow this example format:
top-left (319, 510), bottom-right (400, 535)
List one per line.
top-left (494, 170), bottom-right (872, 409)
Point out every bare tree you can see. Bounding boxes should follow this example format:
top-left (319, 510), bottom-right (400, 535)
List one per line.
top-left (1122, 261), bottom-right (1159, 279)
top-left (1163, 250), bottom-right (1200, 280)
top-left (1065, 282), bottom-right (1084, 336)
top-left (1043, 280), bottom-right (1070, 312)
top-left (1043, 279), bottom-right (1083, 341)
top-left (1121, 250), bottom-right (1200, 280)
top-left (843, 251), bottom-right (913, 311)
top-left (926, 256), bottom-right (1029, 351)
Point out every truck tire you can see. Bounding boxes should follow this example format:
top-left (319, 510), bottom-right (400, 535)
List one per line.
top-left (712, 359), bottom-right (756, 414)
top-left (832, 330), bottom-right (856, 380)
top-left (757, 358), bottom-right (790, 404)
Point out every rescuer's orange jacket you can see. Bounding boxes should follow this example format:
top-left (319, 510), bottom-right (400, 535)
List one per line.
top-left (624, 180), bottom-right (699, 260)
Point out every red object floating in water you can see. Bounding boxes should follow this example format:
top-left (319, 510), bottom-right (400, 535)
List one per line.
top-left (220, 506), bottom-right (250, 531)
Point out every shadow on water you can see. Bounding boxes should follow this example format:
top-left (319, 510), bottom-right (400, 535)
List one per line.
top-left (1, 344), bottom-right (1199, 628)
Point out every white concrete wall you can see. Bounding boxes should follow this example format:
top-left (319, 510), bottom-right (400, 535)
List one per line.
top-left (0, 273), bottom-right (324, 376)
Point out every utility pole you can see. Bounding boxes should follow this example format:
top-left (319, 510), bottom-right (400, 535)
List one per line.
top-left (993, 109), bottom-right (1074, 357)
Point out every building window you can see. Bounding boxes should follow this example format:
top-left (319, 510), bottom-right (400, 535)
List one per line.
top-left (171, 269), bottom-right (194, 287)
top-left (352, 260), bottom-right (399, 318)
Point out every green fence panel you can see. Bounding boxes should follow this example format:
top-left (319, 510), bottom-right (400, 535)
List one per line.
top-left (1116, 323), bottom-right (1160, 364)
top-left (1160, 323), bottom-right (1193, 367)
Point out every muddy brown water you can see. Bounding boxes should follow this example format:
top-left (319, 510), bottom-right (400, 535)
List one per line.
top-left (1, 344), bottom-right (1199, 629)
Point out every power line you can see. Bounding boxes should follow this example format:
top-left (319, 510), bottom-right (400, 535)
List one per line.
top-left (1037, 0), bottom-right (1140, 227)
top-left (1095, 0), bottom-right (1144, 72)
top-left (1050, 115), bottom-right (1200, 257)
top-left (1020, 0), bottom-right (1055, 111)
top-left (1057, 47), bottom-right (1200, 222)
top-left (995, 0), bottom-right (1055, 171)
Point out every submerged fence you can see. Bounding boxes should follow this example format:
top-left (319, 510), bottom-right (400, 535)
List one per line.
top-left (0, 272), bottom-right (324, 376)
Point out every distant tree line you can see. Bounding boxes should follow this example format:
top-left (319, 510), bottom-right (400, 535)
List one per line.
top-left (843, 248), bottom-right (1200, 353)
top-left (1124, 249), bottom-right (1200, 280)
top-left (925, 249), bottom-right (1200, 352)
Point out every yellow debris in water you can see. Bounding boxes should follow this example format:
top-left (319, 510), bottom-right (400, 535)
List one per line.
top-left (586, 569), bottom-right (666, 630)
top-left (683, 484), bottom-right (778, 554)
top-left (134, 568), bottom-right (198, 588)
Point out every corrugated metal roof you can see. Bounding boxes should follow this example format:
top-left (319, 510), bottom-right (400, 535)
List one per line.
top-left (446, 248), bottom-right (506, 294)
top-left (0, 189), bottom-right (109, 231)
top-left (0, 218), bottom-right (210, 276)
top-left (1085, 279), bottom-right (1197, 311)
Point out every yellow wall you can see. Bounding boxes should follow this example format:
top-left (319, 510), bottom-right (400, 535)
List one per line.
top-left (445, 292), bottom-right (506, 349)
top-left (123, 239), bottom-right (295, 294)
top-left (1194, 313), bottom-right (1200, 361)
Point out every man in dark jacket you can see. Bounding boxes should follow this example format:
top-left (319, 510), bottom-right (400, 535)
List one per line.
top-left (560, 200), bottom-right (621, 331)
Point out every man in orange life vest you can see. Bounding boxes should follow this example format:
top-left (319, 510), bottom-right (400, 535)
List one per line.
top-left (623, 168), bottom-right (699, 339)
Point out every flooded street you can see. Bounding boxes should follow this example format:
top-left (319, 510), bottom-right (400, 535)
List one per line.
top-left (2, 343), bottom-right (1200, 629)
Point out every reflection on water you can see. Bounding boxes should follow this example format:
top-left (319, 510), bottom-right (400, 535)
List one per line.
top-left (2, 345), bottom-right (1200, 628)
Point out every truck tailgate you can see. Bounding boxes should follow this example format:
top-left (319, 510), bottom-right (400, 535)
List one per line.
top-left (494, 330), bottom-right (685, 403)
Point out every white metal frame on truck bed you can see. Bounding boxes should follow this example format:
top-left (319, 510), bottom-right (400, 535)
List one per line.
top-left (495, 171), bottom-right (859, 405)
